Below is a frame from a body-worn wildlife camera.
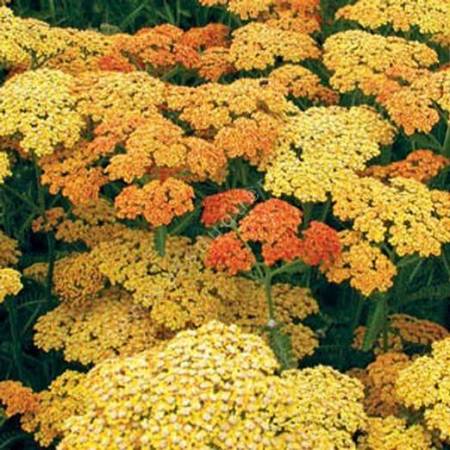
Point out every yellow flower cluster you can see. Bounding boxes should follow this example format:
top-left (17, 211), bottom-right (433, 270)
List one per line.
top-left (199, 0), bottom-right (273, 19)
top-left (268, 64), bottom-right (338, 104)
top-left (52, 321), bottom-right (366, 450)
top-left (382, 69), bottom-right (450, 134)
top-left (0, 267), bottom-right (22, 303)
top-left (396, 337), bottom-right (450, 443)
top-left (0, 69), bottom-right (84, 157)
top-left (21, 370), bottom-right (87, 447)
top-left (336, 0), bottom-right (450, 47)
top-left (323, 231), bottom-right (397, 297)
top-left (0, 230), bottom-right (20, 266)
top-left (0, 151), bottom-right (11, 184)
top-left (358, 416), bottom-right (433, 450)
top-left (0, 7), bottom-right (68, 68)
top-left (33, 288), bottom-right (165, 365)
top-left (229, 22), bottom-right (320, 71)
top-left (264, 106), bottom-right (394, 202)
top-left (75, 71), bottom-right (166, 123)
top-left (323, 30), bottom-right (438, 96)
top-left (51, 200), bottom-right (128, 248)
top-left (52, 252), bottom-right (105, 303)
top-left (333, 174), bottom-right (450, 257)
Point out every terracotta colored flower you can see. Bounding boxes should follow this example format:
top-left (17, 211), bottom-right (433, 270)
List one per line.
top-left (262, 233), bottom-right (304, 266)
top-left (201, 189), bottom-right (256, 228)
top-left (239, 199), bottom-right (303, 244)
top-left (299, 221), bottom-right (341, 267)
top-left (205, 232), bottom-right (255, 275)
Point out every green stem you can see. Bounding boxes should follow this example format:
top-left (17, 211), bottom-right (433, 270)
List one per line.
top-left (443, 122), bottom-right (450, 158)
top-left (5, 297), bottom-right (26, 382)
top-left (1, 185), bottom-right (40, 213)
top-left (263, 270), bottom-right (276, 322)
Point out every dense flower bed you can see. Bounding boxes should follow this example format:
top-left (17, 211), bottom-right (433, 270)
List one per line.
top-left (0, 0), bottom-right (449, 448)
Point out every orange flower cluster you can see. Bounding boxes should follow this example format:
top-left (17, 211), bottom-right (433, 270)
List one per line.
top-left (115, 178), bottom-right (195, 228)
top-left (0, 381), bottom-right (39, 417)
top-left (205, 197), bottom-right (340, 270)
top-left (205, 231), bottom-right (255, 275)
top-left (363, 150), bottom-right (449, 183)
top-left (201, 189), bottom-right (256, 227)
top-left (101, 23), bottom-right (233, 81)
top-left (298, 221), bottom-right (341, 267)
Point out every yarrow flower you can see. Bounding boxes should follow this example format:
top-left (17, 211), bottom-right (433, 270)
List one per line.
top-left (323, 30), bottom-right (438, 97)
top-left (332, 173), bottom-right (450, 257)
top-left (229, 22), bottom-right (320, 71)
top-left (323, 230), bottom-right (397, 296)
top-left (205, 231), bottom-right (255, 275)
top-left (201, 189), bottom-right (256, 227)
top-left (0, 268), bottom-right (23, 303)
top-left (114, 178), bottom-right (195, 228)
top-left (0, 69), bottom-right (84, 157)
top-left (336, 0), bottom-right (450, 47)
top-left (264, 106), bottom-right (395, 202)
top-left (40, 321), bottom-right (367, 450)
top-left (396, 337), bottom-right (450, 444)
top-left (0, 381), bottom-right (39, 418)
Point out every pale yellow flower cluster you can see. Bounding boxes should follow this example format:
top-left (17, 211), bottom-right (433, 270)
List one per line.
top-left (50, 321), bottom-right (366, 450)
top-left (0, 69), bottom-right (84, 157)
top-left (323, 30), bottom-right (438, 96)
top-left (396, 337), bottom-right (450, 444)
top-left (229, 22), bottom-right (320, 71)
top-left (337, 0), bottom-right (450, 47)
top-left (333, 173), bottom-right (450, 257)
top-left (0, 267), bottom-right (22, 303)
top-left (264, 106), bottom-right (394, 202)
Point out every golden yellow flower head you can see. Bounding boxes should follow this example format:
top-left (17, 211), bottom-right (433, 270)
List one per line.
top-left (323, 30), bottom-right (438, 96)
top-left (337, 0), bottom-right (450, 47)
top-left (0, 69), bottom-right (84, 157)
top-left (358, 416), bottom-right (433, 450)
top-left (54, 321), bottom-right (366, 449)
top-left (333, 174), bottom-right (450, 257)
top-left (0, 267), bottom-right (22, 303)
top-left (264, 106), bottom-right (395, 202)
top-left (396, 337), bottom-right (450, 444)
top-left (34, 288), bottom-right (165, 365)
top-left (0, 152), bottom-right (12, 184)
top-left (323, 231), bottom-right (397, 296)
top-left (229, 22), bottom-right (320, 71)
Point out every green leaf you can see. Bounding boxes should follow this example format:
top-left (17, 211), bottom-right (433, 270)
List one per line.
top-left (362, 296), bottom-right (388, 352)
top-left (267, 326), bottom-right (295, 370)
top-left (154, 226), bottom-right (167, 257)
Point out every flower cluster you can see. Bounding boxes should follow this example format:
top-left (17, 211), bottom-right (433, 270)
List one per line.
top-left (396, 337), bottom-right (450, 443)
top-left (363, 149), bottom-right (449, 183)
top-left (323, 30), bottom-right (438, 97)
top-left (337, 0), bottom-right (450, 46)
top-left (47, 321), bottom-right (366, 450)
top-left (332, 173), bottom-right (450, 257)
top-left (264, 106), bottom-right (394, 202)
top-left (0, 267), bottom-right (22, 303)
top-left (0, 381), bottom-right (38, 417)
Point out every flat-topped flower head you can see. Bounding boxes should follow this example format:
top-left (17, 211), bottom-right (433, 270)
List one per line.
top-left (0, 69), bottom-right (84, 157)
top-left (201, 189), bottom-right (256, 227)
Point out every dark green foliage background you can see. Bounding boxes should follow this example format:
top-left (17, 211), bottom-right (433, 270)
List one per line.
top-left (0, 1), bottom-right (449, 449)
